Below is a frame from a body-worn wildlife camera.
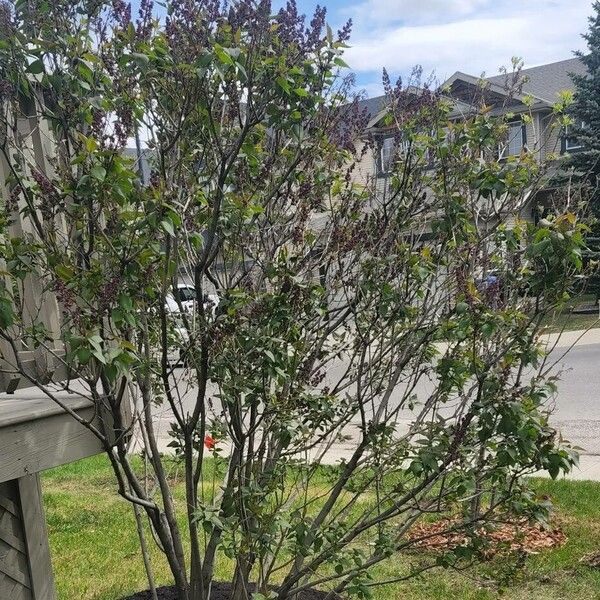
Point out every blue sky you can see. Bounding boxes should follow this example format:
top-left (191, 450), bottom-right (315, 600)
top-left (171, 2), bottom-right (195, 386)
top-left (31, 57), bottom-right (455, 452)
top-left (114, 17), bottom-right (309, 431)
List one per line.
top-left (135, 0), bottom-right (595, 97)
top-left (292, 0), bottom-right (594, 97)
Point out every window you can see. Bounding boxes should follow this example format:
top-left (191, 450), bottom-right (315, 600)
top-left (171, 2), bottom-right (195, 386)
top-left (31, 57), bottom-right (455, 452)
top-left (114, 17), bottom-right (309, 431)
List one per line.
top-left (499, 121), bottom-right (525, 158)
top-left (564, 120), bottom-right (585, 151)
top-left (380, 137), bottom-right (395, 173)
top-left (379, 136), bottom-right (410, 174)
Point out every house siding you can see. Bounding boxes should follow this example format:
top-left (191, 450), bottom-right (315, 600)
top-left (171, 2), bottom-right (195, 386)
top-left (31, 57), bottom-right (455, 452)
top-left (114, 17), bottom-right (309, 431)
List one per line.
top-left (348, 59), bottom-right (583, 232)
top-left (525, 114), bottom-right (540, 161)
top-left (351, 138), bottom-right (376, 188)
top-left (540, 113), bottom-right (564, 161)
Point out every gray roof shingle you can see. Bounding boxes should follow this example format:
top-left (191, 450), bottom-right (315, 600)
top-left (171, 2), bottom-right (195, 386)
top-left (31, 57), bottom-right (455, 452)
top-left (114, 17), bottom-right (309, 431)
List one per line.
top-left (485, 57), bottom-right (586, 103)
top-left (360, 57), bottom-right (587, 121)
top-left (355, 95), bottom-right (388, 122)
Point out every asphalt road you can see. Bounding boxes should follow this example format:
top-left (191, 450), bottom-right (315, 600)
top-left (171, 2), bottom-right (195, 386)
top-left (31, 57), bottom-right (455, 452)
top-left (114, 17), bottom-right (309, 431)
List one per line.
top-left (319, 342), bottom-right (600, 455)
top-left (151, 342), bottom-right (600, 456)
top-left (547, 343), bottom-right (600, 454)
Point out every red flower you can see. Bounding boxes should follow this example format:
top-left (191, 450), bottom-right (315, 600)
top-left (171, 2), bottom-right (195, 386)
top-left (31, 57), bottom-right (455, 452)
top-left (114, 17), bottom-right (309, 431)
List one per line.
top-left (204, 435), bottom-right (216, 450)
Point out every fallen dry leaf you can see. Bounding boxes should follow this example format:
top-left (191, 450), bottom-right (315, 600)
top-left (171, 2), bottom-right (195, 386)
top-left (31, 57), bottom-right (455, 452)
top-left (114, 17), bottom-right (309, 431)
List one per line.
top-left (407, 518), bottom-right (566, 557)
top-left (580, 551), bottom-right (600, 569)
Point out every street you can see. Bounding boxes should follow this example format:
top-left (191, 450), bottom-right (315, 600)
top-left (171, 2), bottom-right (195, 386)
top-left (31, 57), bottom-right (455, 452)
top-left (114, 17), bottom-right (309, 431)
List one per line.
top-left (547, 343), bottom-right (600, 454)
top-left (149, 332), bottom-right (600, 460)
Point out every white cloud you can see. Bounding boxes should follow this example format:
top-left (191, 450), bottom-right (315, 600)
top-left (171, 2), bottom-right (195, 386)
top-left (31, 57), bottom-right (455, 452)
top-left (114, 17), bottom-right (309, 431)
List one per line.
top-left (347, 0), bottom-right (490, 26)
top-left (357, 81), bottom-right (390, 98)
top-left (343, 0), bottom-right (592, 96)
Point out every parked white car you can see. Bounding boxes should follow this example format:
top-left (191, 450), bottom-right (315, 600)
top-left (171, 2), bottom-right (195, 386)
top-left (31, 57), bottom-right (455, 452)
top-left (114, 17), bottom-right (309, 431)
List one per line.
top-left (164, 284), bottom-right (219, 365)
top-left (165, 283), bottom-right (197, 314)
top-left (165, 283), bottom-right (219, 316)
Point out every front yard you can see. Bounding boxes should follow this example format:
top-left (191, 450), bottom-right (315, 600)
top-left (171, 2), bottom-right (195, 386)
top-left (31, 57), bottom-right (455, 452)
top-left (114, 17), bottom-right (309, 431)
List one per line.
top-left (542, 311), bottom-right (600, 333)
top-left (44, 456), bottom-right (600, 600)
top-left (541, 294), bottom-right (600, 333)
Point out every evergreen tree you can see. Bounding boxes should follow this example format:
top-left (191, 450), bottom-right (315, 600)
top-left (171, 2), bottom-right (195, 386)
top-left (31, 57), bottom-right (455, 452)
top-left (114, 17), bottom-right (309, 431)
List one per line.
top-left (569, 1), bottom-right (600, 297)
top-left (570, 1), bottom-right (600, 198)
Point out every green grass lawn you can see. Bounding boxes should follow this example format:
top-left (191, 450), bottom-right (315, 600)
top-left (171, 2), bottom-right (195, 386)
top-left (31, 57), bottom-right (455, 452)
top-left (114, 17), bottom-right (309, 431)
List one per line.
top-left (541, 293), bottom-right (600, 333)
top-left (541, 311), bottom-right (600, 334)
top-left (43, 456), bottom-right (600, 600)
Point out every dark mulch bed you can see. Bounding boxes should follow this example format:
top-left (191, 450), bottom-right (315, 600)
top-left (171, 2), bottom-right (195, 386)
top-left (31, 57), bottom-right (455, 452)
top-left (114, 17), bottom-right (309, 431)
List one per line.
top-left (122, 582), bottom-right (339, 600)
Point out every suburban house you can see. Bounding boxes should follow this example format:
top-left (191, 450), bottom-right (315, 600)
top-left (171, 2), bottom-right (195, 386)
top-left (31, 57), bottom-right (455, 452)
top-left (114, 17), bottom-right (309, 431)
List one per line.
top-left (126, 56), bottom-right (586, 210)
top-left (351, 57), bottom-right (587, 224)
top-left (121, 58), bottom-right (588, 301)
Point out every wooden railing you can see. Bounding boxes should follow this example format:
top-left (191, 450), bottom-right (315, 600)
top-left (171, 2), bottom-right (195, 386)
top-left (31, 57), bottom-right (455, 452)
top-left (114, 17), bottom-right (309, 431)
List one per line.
top-left (0, 98), bottom-right (66, 394)
top-left (0, 105), bottom-right (109, 600)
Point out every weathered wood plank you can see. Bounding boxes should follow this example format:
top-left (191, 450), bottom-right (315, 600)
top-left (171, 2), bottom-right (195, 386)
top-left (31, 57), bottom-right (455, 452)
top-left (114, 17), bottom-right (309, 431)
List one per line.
top-left (0, 550), bottom-right (30, 587)
top-left (0, 390), bottom-right (92, 428)
top-left (0, 573), bottom-right (32, 600)
top-left (0, 97), bottom-right (119, 600)
top-left (0, 401), bottom-right (104, 483)
top-left (19, 475), bottom-right (56, 600)
top-left (0, 519), bottom-right (27, 554)
top-left (0, 103), bottom-right (65, 394)
top-left (0, 494), bottom-right (19, 517)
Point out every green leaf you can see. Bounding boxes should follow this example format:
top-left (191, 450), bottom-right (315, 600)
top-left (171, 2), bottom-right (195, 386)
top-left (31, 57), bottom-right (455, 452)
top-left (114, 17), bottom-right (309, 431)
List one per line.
top-left (481, 322), bottom-right (495, 337)
top-left (161, 219), bottom-right (175, 236)
top-left (89, 95), bottom-right (104, 110)
top-left (214, 44), bottom-right (234, 65)
top-left (200, 48), bottom-right (214, 64)
top-left (76, 346), bottom-right (92, 364)
top-left (276, 76), bottom-right (291, 94)
top-left (120, 339), bottom-right (136, 352)
top-left (55, 264), bottom-right (74, 281)
top-left (118, 294), bottom-right (133, 310)
top-left (91, 165), bottom-right (106, 181)
top-left (455, 301), bottom-right (469, 314)
top-left (131, 52), bottom-right (150, 67)
top-left (88, 334), bottom-right (106, 364)
top-left (0, 297), bottom-right (14, 329)
top-left (104, 363), bottom-right (118, 381)
top-left (27, 59), bottom-right (44, 75)
top-left (84, 136), bottom-right (98, 152)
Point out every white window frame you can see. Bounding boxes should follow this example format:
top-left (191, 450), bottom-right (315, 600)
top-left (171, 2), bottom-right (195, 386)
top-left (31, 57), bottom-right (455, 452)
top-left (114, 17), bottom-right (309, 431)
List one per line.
top-left (380, 137), bottom-right (395, 173)
top-left (380, 136), bottom-right (410, 174)
top-left (565, 120), bottom-right (585, 151)
top-left (499, 121), bottom-right (524, 159)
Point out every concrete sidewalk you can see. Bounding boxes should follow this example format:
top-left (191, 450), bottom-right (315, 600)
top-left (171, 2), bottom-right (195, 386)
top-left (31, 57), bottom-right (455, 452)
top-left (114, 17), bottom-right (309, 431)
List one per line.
top-left (539, 329), bottom-right (600, 480)
top-left (141, 411), bottom-right (600, 482)
top-left (541, 327), bottom-right (600, 349)
top-left (545, 454), bottom-right (600, 481)
top-left (140, 326), bottom-right (600, 481)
